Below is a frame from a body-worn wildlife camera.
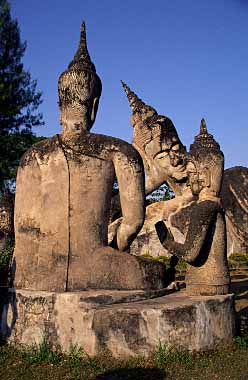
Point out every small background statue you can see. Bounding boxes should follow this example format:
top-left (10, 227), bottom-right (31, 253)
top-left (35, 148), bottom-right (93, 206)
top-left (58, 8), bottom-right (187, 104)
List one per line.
top-left (156, 120), bottom-right (230, 296)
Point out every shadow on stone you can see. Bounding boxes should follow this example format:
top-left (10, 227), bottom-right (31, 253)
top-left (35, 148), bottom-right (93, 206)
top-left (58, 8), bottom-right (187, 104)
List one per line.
top-left (231, 279), bottom-right (248, 298)
top-left (0, 286), bottom-right (17, 342)
top-left (96, 367), bottom-right (166, 380)
top-left (0, 258), bottom-right (17, 343)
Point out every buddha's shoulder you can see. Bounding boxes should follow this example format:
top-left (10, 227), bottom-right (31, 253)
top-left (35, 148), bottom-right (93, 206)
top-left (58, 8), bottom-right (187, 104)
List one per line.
top-left (20, 135), bottom-right (60, 167)
top-left (87, 133), bottom-right (141, 161)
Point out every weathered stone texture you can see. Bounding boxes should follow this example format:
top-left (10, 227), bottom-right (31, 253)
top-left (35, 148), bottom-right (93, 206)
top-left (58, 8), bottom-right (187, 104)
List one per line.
top-left (131, 166), bottom-right (248, 258)
top-left (155, 121), bottom-right (230, 296)
top-left (221, 166), bottom-right (248, 255)
top-left (5, 289), bottom-right (236, 357)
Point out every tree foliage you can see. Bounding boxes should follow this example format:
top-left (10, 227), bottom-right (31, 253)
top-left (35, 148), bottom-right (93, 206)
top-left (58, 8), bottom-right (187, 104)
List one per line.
top-left (146, 183), bottom-right (174, 205)
top-left (0, 131), bottom-right (45, 192)
top-left (0, 0), bottom-right (44, 192)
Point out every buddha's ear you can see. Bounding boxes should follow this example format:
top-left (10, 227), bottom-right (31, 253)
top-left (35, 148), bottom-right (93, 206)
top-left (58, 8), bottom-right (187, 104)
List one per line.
top-left (90, 97), bottom-right (100, 124)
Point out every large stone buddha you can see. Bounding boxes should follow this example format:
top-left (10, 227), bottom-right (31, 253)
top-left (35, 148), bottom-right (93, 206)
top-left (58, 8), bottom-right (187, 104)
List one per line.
top-left (13, 23), bottom-right (166, 292)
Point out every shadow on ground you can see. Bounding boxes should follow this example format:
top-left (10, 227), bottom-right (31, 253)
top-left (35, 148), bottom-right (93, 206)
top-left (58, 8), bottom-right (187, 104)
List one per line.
top-left (97, 367), bottom-right (166, 380)
top-left (231, 278), bottom-right (248, 336)
top-left (231, 278), bottom-right (248, 296)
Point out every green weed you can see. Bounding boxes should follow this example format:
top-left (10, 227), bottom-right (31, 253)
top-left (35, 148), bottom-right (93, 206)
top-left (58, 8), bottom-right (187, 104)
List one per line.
top-left (154, 340), bottom-right (168, 368)
top-left (22, 339), bottom-right (62, 365)
top-left (234, 335), bottom-right (248, 349)
top-left (229, 253), bottom-right (248, 264)
top-left (0, 238), bottom-right (14, 270)
top-left (0, 342), bottom-right (247, 380)
top-left (154, 341), bottom-right (193, 368)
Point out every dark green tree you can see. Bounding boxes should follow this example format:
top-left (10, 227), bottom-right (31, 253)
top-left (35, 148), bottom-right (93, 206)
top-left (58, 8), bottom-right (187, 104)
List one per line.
top-left (0, 0), bottom-right (44, 193)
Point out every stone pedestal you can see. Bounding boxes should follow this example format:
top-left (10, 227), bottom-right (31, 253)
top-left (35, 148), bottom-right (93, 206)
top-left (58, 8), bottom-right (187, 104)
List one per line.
top-left (2, 288), bottom-right (235, 357)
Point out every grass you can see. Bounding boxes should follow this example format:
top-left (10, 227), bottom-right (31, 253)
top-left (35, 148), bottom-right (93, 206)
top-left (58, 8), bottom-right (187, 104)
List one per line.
top-left (0, 255), bottom-right (247, 379)
top-left (0, 340), bottom-right (247, 380)
top-left (154, 341), bottom-right (194, 369)
top-left (229, 253), bottom-right (248, 263)
top-left (143, 252), bottom-right (248, 273)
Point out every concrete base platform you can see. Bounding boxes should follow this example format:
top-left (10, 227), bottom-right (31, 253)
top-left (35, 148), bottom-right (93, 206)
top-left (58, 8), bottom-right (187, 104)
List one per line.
top-left (2, 288), bottom-right (236, 357)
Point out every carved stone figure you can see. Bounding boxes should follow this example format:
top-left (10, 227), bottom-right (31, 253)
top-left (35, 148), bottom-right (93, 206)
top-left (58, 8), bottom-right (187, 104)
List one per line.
top-left (221, 166), bottom-right (248, 254)
top-left (13, 23), bottom-right (166, 292)
top-left (120, 84), bottom-right (248, 258)
top-left (121, 82), bottom-right (188, 196)
top-left (112, 83), bottom-right (195, 256)
top-left (156, 120), bottom-right (230, 296)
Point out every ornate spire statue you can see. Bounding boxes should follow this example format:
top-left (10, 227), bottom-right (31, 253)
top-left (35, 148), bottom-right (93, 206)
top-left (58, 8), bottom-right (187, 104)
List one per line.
top-left (155, 119), bottom-right (230, 296)
top-left (187, 119), bottom-right (224, 198)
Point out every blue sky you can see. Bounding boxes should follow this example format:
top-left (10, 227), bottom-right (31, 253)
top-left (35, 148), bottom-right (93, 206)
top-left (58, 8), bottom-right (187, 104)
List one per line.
top-left (11, 0), bottom-right (248, 168)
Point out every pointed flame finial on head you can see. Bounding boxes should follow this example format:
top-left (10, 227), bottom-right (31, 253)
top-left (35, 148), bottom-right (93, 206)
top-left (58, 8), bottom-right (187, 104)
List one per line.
top-left (121, 80), bottom-right (157, 119)
top-left (190, 118), bottom-right (221, 153)
top-left (68, 20), bottom-right (96, 73)
top-left (200, 118), bottom-right (208, 135)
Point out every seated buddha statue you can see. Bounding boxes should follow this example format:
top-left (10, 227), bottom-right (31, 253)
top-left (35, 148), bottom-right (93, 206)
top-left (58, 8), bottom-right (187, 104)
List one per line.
top-left (13, 23), bottom-right (166, 292)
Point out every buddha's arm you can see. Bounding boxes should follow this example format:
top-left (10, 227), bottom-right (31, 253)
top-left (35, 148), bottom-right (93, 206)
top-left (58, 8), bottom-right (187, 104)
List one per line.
top-left (112, 148), bottom-right (145, 251)
top-left (110, 173), bottom-right (166, 222)
top-left (160, 201), bottom-right (218, 263)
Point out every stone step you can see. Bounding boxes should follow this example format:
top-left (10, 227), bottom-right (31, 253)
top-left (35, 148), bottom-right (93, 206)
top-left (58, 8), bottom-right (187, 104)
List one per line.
top-left (6, 289), bottom-right (236, 357)
top-left (229, 261), bottom-right (248, 269)
top-left (175, 273), bottom-right (248, 282)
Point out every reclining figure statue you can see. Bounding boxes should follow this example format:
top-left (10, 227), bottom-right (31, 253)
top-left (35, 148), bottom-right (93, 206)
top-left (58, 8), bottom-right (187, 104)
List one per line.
top-left (13, 23), bottom-right (166, 292)
top-left (119, 83), bottom-right (248, 259)
top-left (118, 85), bottom-right (230, 295)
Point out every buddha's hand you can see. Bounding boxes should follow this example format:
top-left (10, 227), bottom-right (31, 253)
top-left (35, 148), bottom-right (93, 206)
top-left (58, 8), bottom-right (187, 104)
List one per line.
top-left (108, 218), bottom-right (122, 248)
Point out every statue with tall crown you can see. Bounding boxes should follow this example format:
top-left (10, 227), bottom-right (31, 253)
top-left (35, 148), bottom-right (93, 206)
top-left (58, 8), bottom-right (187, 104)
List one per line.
top-left (13, 23), bottom-right (166, 292)
top-left (156, 119), bottom-right (230, 295)
top-left (121, 81), bottom-right (188, 196)
top-left (111, 83), bottom-right (197, 258)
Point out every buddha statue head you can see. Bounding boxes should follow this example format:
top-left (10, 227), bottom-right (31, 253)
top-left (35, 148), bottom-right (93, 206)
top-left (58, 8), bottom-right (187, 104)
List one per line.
top-left (121, 81), bottom-right (187, 181)
top-left (187, 119), bottom-right (224, 200)
top-left (58, 22), bottom-right (102, 134)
